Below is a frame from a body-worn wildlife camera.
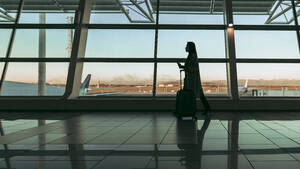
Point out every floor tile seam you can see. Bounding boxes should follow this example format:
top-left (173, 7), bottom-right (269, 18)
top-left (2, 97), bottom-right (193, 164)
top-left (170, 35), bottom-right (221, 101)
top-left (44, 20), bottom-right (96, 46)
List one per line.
top-left (159, 119), bottom-right (177, 145)
top-left (145, 156), bottom-right (155, 169)
top-left (79, 116), bottom-right (139, 145)
top-left (272, 122), bottom-right (300, 135)
top-left (256, 121), bottom-right (298, 141)
top-left (0, 121), bottom-right (64, 140)
top-left (76, 116), bottom-right (139, 143)
top-left (120, 119), bottom-right (157, 144)
top-left (11, 134), bottom-right (66, 145)
top-left (241, 153), bottom-right (256, 169)
top-left (219, 120), bottom-right (232, 137)
top-left (290, 154), bottom-right (300, 163)
top-left (248, 159), bottom-right (297, 162)
top-left (246, 122), bottom-right (299, 162)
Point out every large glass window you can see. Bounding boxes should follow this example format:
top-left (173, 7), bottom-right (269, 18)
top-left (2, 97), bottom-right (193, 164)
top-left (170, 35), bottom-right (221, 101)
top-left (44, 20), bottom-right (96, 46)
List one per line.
top-left (90, 0), bottom-right (157, 24)
top-left (0, 1), bottom-right (18, 24)
top-left (159, 0), bottom-right (224, 25)
top-left (85, 30), bottom-right (155, 58)
top-left (158, 30), bottom-right (226, 58)
top-left (1, 63), bottom-right (68, 96)
top-left (18, 0), bottom-right (79, 24)
top-left (235, 31), bottom-right (300, 58)
top-left (237, 63), bottom-right (300, 97)
top-left (233, 0), bottom-right (295, 25)
top-left (80, 63), bottom-right (153, 96)
top-left (0, 29), bottom-right (11, 57)
top-left (156, 63), bottom-right (228, 96)
top-left (11, 29), bottom-right (73, 58)
top-left (1, 0), bottom-right (300, 101)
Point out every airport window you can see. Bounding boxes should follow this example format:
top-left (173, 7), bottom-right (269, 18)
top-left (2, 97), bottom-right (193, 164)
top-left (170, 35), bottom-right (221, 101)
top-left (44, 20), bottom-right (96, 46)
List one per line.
top-left (235, 31), bottom-right (300, 58)
top-left (90, 0), bottom-right (157, 24)
top-left (159, 0), bottom-right (224, 25)
top-left (199, 63), bottom-right (229, 96)
top-left (80, 63), bottom-right (154, 96)
top-left (11, 29), bottom-right (73, 58)
top-left (237, 63), bottom-right (300, 97)
top-left (85, 30), bottom-right (155, 58)
top-left (233, 0), bottom-right (295, 25)
top-left (19, 0), bottom-right (78, 24)
top-left (156, 63), bottom-right (228, 96)
top-left (157, 30), bottom-right (226, 58)
top-left (0, 0), bottom-right (300, 101)
top-left (156, 63), bottom-right (181, 96)
top-left (0, 29), bottom-right (11, 58)
top-left (1, 63), bottom-right (68, 96)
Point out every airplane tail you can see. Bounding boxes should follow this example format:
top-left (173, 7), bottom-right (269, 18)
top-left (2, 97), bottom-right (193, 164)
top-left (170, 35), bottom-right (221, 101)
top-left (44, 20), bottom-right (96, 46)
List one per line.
top-left (244, 79), bottom-right (248, 88)
top-left (80, 74), bottom-right (91, 89)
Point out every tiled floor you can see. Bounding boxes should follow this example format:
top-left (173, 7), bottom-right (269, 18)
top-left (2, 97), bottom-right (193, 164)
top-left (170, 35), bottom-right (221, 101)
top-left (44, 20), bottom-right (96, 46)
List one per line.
top-left (0, 112), bottom-right (300, 169)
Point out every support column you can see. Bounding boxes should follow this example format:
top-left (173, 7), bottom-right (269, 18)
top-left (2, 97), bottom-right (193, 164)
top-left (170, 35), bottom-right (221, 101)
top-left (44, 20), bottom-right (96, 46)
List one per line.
top-left (152, 0), bottom-right (160, 97)
top-left (224, 0), bottom-right (239, 100)
top-left (63, 0), bottom-right (93, 99)
top-left (38, 13), bottom-right (46, 96)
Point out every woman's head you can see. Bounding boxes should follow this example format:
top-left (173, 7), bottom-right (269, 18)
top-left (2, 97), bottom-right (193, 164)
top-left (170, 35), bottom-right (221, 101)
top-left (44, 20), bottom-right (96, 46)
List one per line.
top-left (185, 42), bottom-right (196, 53)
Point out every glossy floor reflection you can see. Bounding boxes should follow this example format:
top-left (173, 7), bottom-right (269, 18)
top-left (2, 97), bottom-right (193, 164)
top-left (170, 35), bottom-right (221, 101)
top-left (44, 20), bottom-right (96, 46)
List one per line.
top-left (0, 112), bottom-right (300, 169)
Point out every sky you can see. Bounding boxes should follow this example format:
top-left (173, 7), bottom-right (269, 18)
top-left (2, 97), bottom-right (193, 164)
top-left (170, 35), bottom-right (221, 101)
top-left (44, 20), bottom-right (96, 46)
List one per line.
top-left (0, 9), bottom-right (300, 86)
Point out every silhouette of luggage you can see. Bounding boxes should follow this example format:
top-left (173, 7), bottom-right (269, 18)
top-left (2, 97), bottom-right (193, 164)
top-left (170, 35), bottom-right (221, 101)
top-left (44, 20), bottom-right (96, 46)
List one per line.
top-left (175, 69), bottom-right (197, 118)
top-left (175, 89), bottom-right (197, 118)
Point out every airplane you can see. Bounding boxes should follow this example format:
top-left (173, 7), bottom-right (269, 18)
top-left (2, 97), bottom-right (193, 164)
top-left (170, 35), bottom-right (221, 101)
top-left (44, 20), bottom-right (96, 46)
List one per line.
top-left (79, 74), bottom-right (92, 96)
top-left (238, 79), bottom-right (256, 94)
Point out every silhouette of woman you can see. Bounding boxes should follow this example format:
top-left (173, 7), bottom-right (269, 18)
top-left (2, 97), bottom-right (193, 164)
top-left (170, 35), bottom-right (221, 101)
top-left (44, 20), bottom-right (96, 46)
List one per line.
top-left (177, 42), bottom-right (210, 112)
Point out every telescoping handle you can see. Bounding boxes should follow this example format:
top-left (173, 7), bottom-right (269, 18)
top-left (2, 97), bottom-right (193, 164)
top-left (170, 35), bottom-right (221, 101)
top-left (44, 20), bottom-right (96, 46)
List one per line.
top-left (179, 69), bottom-right (184, 90)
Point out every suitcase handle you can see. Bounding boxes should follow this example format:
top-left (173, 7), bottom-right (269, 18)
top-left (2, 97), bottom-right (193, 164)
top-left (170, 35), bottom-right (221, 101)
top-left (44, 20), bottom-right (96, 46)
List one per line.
top-left (179, 69), bottom-right (184, 90)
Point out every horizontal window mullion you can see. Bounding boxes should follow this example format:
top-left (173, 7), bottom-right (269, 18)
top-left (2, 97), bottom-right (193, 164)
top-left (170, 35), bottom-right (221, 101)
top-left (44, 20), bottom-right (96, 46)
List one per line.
top-left (0, 24), bottom-right (297, 31)
top-left (86, 24), bottom-right (226, 30)
top-left (236, 59), bottom-right (300, 63)
top-left (77, 58), bottom-right (228, 63)
top-left (0, 24), bottom-right (75, 29)
top-left (234, 25), bottom-right (297, 31)
top-left (0, 58), bottom-right (70, 62)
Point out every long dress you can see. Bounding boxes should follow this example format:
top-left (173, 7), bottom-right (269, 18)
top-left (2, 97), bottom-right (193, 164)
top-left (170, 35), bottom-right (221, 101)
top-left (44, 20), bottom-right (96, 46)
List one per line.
top-left (184, 52), bottom-right (210, 111)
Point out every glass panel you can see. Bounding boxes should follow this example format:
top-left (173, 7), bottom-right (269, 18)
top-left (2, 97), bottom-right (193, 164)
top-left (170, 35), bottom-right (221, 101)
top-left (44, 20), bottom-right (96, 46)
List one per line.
top-left (1, 63), bottom-right (68, 96)
top-left (0, 29), bottom-right (11, 57)
top-left (156, 63), bottom-right (228, 96)
top-left (11, 29), bottom-right (73, 58)
top-left (237, 63), bottom-right (300, 97)
top-left (199, 63), bottom-right (228, 96)
top-left (233, 0), bottom-right (295, 25)
top-left (18, 0), bottom-right (79, 24)
top-left (80, 63), bottom-right (153, 96)
top-left (90, 0), bottom-right (157, 24)
top-left (0, 0), bottom-right (18, 24)
top-left (158, 30), bottom-right (226, 58)
top-left (235, 31), bottom-right (299, 58)
top-left (159, 0), bottom-right (224, 24)
top-left (85, 29), bottom-right (155, 58)
top-left (156, 63), bottom-right (180, 96)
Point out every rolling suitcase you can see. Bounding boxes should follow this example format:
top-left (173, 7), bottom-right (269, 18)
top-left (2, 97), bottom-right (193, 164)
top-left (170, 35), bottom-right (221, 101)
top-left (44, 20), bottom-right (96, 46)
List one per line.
top-left (175, 70), bottom-right (197, 118)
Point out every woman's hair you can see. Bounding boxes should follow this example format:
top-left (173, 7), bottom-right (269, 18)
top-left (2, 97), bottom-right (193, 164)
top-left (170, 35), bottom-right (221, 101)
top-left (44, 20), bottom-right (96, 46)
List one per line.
top-left (187, 41), bottom-right (197, 53)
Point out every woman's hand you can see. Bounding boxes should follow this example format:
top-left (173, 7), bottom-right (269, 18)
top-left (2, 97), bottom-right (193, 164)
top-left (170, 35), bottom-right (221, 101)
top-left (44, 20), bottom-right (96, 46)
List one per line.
top-left (177, 62), bottom-right (183, 68)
